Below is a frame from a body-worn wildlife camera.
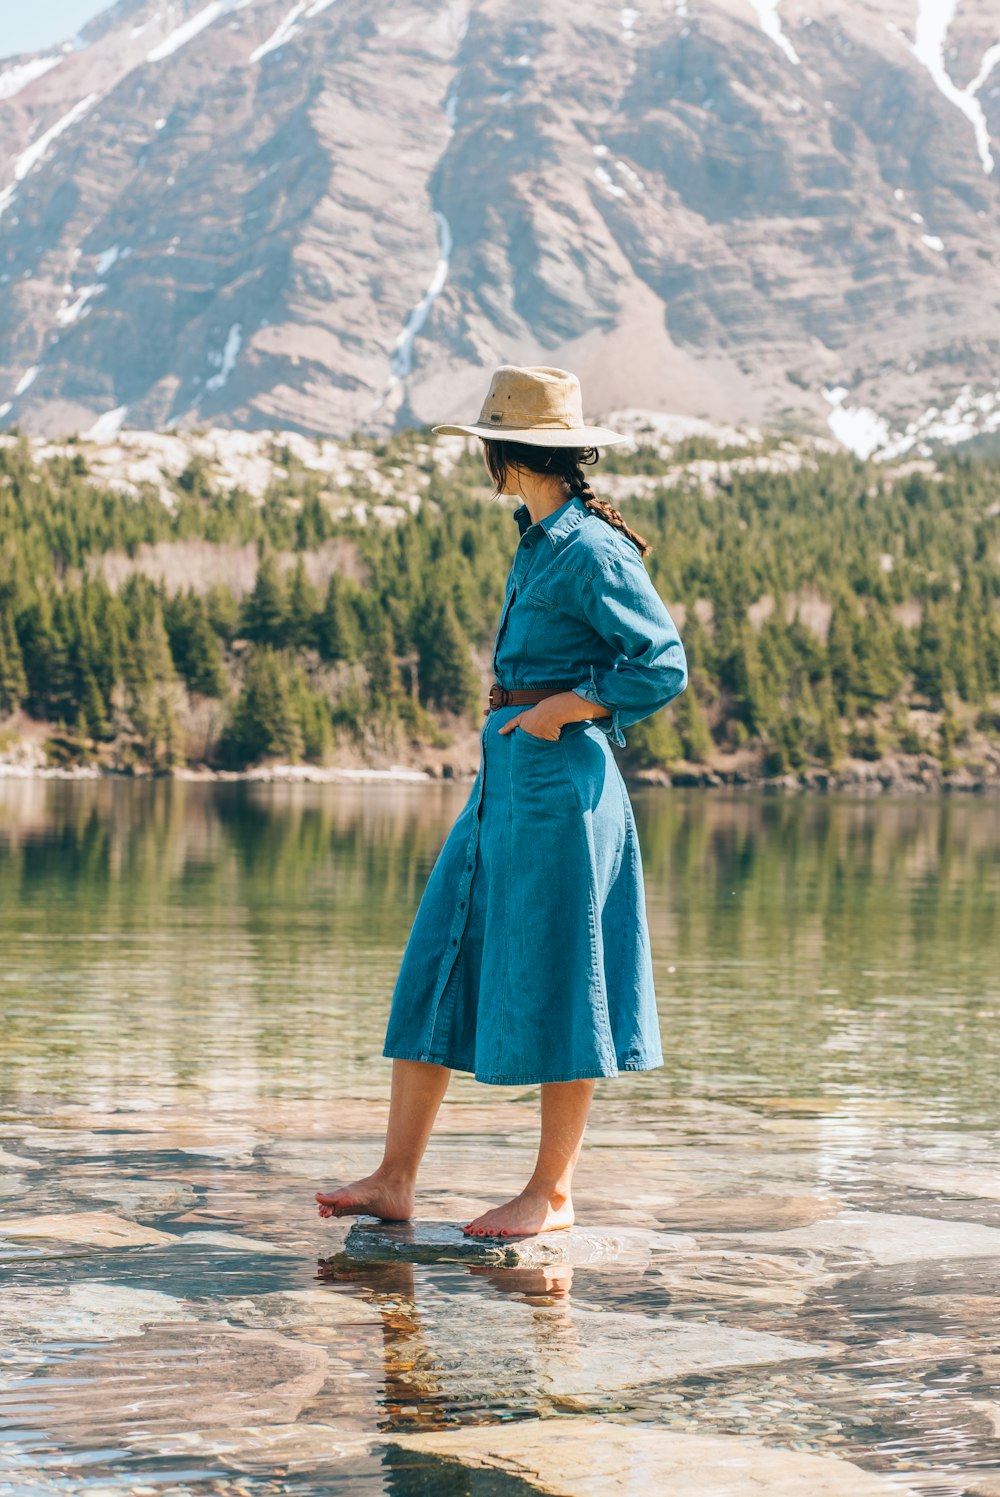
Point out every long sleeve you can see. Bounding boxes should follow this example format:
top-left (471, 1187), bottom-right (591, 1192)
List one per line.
top-left (570, 547), bottom-right (688, 747)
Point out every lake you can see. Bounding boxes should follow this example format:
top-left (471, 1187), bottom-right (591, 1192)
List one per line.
top-left (1, 779), bottom-right (999, 1496)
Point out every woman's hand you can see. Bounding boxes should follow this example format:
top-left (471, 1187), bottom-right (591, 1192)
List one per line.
top-left (497, 691), bottom-right (610, 742)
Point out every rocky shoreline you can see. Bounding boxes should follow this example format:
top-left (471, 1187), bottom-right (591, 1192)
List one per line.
top-left (1, 755), bottom-right (997, 794)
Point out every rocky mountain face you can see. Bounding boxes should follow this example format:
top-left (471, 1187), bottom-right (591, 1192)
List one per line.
top-left (1, 0), bottom-right (1000, 454)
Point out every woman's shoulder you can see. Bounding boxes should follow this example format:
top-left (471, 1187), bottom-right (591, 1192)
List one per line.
top-left (558, 508), bottom-right (644, 581)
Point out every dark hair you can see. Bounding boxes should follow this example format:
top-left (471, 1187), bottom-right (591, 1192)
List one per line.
top-left (481, 440), bottom-right (652, 557)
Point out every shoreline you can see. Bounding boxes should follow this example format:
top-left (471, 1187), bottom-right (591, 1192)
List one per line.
top-left (1, 761), bottom-right (997, 795)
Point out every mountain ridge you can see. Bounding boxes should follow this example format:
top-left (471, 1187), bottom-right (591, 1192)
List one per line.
top-left (2, 0), bottom-right (1000, 456)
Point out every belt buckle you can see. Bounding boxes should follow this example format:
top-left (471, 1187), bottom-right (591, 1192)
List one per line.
top-left (488, 684), bottom-right (510, 710)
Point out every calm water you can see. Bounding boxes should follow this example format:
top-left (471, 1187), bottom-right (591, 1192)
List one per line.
top-left (1, 780), bottom-right (999, 1495)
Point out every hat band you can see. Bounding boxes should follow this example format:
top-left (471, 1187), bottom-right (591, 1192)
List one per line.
top-left (481, 413), bottom-right (576, 429)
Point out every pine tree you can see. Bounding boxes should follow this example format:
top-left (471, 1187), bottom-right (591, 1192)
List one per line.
top-left (316, 575), bottom-right (361, 662)
top-left (674, 681), bottom-right (713, 763)
top-left (0, 606), bottom-right (27, 713)
top-left (243, 552), bottom-right (288, 644)
top-left (366, 611), bottom-right (403, 711)
top-left (285, 558), bottom-right (319, 650)
top-left (415, 594), bottom-right (480, 714)
top-left (224, 648), bottom-right (302, 766)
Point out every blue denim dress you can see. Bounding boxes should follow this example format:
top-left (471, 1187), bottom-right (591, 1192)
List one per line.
top-left (383, 494), bottom-right (688, 1085)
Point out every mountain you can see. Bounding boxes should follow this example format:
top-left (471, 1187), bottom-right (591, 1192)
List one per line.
top-left (2, 0), bottom-right (1000, 455)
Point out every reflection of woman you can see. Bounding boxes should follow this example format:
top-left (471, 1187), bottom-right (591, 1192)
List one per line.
top-left (317, 366), bottom-right (687, 1238)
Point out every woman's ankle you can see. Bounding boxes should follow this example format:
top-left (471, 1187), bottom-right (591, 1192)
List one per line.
top-left (525, 1177), bottom-right (572, 1208)
top-left (376, 1161), bottom-right (418, 1188)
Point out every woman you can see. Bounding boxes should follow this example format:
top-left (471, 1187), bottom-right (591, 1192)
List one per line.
top-left (317, 365), bottom-right (687, 1239)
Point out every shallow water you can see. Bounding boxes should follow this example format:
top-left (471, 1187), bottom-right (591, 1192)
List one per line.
top-left (1, 780), bottom-right (999, 1496)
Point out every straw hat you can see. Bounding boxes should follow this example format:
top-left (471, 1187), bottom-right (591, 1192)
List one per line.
top-left (433, 365), bottom-right (627, 447)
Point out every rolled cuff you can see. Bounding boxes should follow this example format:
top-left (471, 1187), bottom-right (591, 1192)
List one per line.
top-left (572, 670), bottom-right (625, 747)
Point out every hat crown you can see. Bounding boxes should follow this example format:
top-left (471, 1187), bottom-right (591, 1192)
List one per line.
top-left (477, 365), bottom-right (584, 432)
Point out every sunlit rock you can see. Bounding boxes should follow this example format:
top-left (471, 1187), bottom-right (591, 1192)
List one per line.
top-left (28, 1325), bottom-right (329, 1445)
top-left (380, 1294), bottom-right (832, 1404)
top-left (0, 1281), bottom-right (193, 1341)
top-left (655, 1194), bottom-right (840, 1232)
top-left (175, 1230), bottom-right (293, 1254)
top-left (0, 1212), bottom-right (175, 1248)
top-left (62, 1175), bottom-right (198, 1217)
top-left (128, 1422), bottom-right (374, 1473)
top-left (0, 1173), bottom-right (28, 1203)
top-left (656, 1248), bottom-right (832, 1308)
top-left (0, 1148), bottom-right (40, 1170)
top-left (391, 1418), bottom-right (916, 1495)
top-left (221, 1289), bottom-right (383, 1329)
top-left (881, 1165), bottom-right (1000, 1204)
top-left (742, 1211), bottom-right (1000, 1266)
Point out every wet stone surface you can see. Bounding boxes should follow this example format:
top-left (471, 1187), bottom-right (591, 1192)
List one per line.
top-left (2, 783), bottom-right (1000, 1496)
top-left (340, 1219), bottom-right (688, 1267)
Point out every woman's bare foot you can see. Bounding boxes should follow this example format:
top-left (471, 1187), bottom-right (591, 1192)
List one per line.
top-left (315, 1167), bottom-right (414, 1221)
top-left (463, 1186), bottom-right (574, 1238)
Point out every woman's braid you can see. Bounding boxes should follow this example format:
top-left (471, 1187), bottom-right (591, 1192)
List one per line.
top-left (567, 468), bottom-right (652, 557)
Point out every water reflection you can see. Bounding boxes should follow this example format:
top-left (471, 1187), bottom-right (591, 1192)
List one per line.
top-left (1, 780), bottom-right (999, 1496)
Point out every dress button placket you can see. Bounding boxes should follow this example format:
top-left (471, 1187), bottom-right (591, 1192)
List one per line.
top-left (425, 545), bottom-right (526, 1054)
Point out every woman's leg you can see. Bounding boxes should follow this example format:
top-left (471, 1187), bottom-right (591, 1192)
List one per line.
top-left (463, 1078), bottom-right (595, 1237)
top-left (315, 1058), bottom-right (451, 1220)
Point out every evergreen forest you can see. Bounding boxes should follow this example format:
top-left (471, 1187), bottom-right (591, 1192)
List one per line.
top-left (1, 428), bottom-right (998, 783)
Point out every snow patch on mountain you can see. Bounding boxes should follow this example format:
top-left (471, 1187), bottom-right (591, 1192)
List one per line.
top-left (147, 3), bottom-right (225, 63)
top-left (95, 245), bottom-right (121, 275)
top-left (0, 55), bottom-right (62, 102)
top-left (824, 382), bottom-right (1000, 460)
top-left (390, 212), bottom-right (452, 381)
top-left (86, 406), bottom-right (129, 441)
top-left (823, 387), bottom-right (889, 459)
top-left (746, 0), bottom-right (799, 65)
top-left (894, 0), bottom-right (999, 174)
top-left (205, 323), bottom-right (242, 391)
top-left (13, 366), bottom-right (40, 397)
top-left (0, 92), bottom-right (100, 220)
top-left (57, 284), bottom-right (106, 325)
top-left (249, 2), bottom-right (308, 62)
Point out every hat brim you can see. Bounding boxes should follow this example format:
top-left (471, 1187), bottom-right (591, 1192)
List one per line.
top-left (431, 422), bottom-right (628, 447)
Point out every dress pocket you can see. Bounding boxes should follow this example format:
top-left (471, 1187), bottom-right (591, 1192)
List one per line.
top-left (516, 726), bottom-right (562, 747)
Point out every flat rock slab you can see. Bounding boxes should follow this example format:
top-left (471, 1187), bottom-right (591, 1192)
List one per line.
top-left (62, 1174), bottom-right (198, 1217)
top-left (341, 1220), bottom-right (693, 1267)
top-left (742, 1210), bottom-right (1000, 1266)
top-left (391, 1419), bottom-right (917, 1496)
top-left (0, 1211), bottom-right (175, 1249)
top-left (0, 1280), bottom-right (193, 1342)
top-left (655, 1193), bottom-right (840, 1232)
top-left (384, 1296), bottom-right (832, 1401)
top-left (221, 1288), bottom-right (383, 1330)
top-left (27, 1324), bottom-right (329, 1446)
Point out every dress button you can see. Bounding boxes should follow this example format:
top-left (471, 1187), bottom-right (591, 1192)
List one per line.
top-left (458, 900), bottom-right (466, 910)
top-left (451, 937), bottom-right (458, 947)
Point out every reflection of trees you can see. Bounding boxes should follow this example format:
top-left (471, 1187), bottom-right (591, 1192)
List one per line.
top-left (635, 791), bottom-right (1000, 1117)
top-left (0, 783), bottom-right (997, 1118)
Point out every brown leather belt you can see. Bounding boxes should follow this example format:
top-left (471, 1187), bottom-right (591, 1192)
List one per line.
top-left (486, 683), bottom-right (573, 713)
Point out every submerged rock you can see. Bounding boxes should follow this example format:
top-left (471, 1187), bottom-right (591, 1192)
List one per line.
top-left (742, 1210), bottom-right (1000, 1266)
top-left (655, 1193), bottom-right (839, 1232)
top-left (63, 1175), bottom-right (198, 1217)
top-left (391, 1418), bottom-right (916, 1495)
top-left (656, 1248), bottom-right (832, 1308)
top-left (0, 1211), bottom-right (175, 1248)
top-left (0, 1280), bottom-right (193, 1342)
top-left (28, 1324), bottom-right (329, 1445)
top-left (175, 1229), bottom-right (293, 1254)
top-left (380, 1294), bottom-right (832, 1403)
top-left (221, 1288), bottom-right (383, 1329)
top-left (341, 1220), bottom-right (691, 1267)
